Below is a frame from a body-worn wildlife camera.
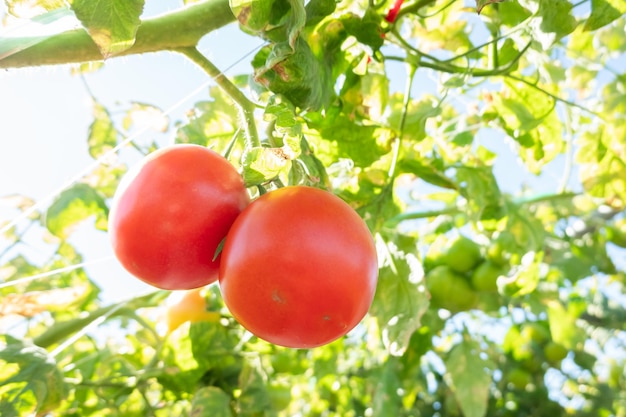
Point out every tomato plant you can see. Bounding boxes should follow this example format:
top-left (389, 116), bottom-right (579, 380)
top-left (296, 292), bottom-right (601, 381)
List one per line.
top-left (108, 144), bottom-right (249, 290)
top-left (219, 186), bottom-right (378, 348)
top-left (2, 0), bottom-right (626, 415)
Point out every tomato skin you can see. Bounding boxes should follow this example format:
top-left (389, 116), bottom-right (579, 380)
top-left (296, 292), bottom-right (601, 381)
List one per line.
top-left (219, 186), bottom-right (378, 348)
top-left (109, 144), bottom-right (249, 290)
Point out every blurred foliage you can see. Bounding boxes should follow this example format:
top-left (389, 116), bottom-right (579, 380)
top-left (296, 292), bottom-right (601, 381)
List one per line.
top-left (1, 0), bottom-right (626, 416)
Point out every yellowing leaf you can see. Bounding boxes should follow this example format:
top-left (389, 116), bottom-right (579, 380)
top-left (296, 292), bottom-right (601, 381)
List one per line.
top-left (71, 0), bottom-right (144, 58)
top-left (0, 285), bottom-right (89, 317)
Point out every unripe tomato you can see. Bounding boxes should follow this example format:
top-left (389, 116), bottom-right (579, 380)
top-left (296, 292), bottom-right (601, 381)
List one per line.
top-left (426, 265), bottom-right (477, 312)
top-left (520, 322), bottom-right (550, 344)
top-left (543, 341), bottom-right (568, 365)
top-left (444, 235), bottom-right (482, 273)
top-left (109, 144), bottom-right (249, 290)
top-left (507, 367), bottom-right (532, 390)
top-left (219, 186), bottom-right (378, 348)
top-left (471, 261), bottom-right (506, 292)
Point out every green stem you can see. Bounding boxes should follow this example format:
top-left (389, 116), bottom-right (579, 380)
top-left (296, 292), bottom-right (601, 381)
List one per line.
top-left (178, 46), bottom-right (260, 148)
top-left (0, 0), bottom-right (234, 68)
top-left (387, 191), bottom-right (580, 226)
top-left (396, 0), bottom-right (440, 19)
top-left (558, 107), bottom-right (574, 194)
top-left (512, 191), bottom-right (580, 206)
top-left (386, 41), bottom-right (531, 77)
top-left (386, 206), bottom-right (461, 226)
top-left (34, 291), bottom-right (168, 349)
top-left (388, 64), bottom-right (417, 179)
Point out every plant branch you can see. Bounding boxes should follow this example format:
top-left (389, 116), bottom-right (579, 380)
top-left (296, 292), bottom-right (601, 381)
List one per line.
top-left (177, 46), bottom-right (260, 148)
top-left (0, 0), bottom-right (234, 69)
top-left (386, 206), bottom-right (461, 226)
top-left (386, 41), bottom-right (531, 77)
top-left (505, 74), bottom-right (604, 119)
top-left (396, 0), bottom-right (441, 19)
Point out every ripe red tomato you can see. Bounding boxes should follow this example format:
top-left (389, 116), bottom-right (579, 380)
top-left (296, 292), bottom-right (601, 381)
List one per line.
top-left (109, 144), bottom-right (249, 290)
top-left (219, 186), bottom-right (378, 348)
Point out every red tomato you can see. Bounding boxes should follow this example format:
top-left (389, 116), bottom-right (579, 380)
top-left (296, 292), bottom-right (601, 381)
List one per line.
top-left (109, 144), bottom-right (249, 290)
top-left (219, 186), bottom-right (378, 348)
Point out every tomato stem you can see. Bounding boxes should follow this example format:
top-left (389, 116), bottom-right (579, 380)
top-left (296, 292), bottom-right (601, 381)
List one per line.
top-left (177, 47), bottom-right (261, 149)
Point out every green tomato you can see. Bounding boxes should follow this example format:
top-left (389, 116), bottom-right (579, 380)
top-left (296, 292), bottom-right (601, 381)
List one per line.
top-left (426, 265), bottom-right (477, 312)
top-left (520, 322), bottom-right (550, 345)
top-left (475, 292), bottom-right (502, 314)
top-left (423, 236), bottom-right (449, 272)
top-left (444, 235), bottom-right (482, 273)
top-left (471, 261), bottom-right (506, 292)
top-left (507, 367), bottom-right (532, 390)
top-left (543, 341), bottom-right (568, 365)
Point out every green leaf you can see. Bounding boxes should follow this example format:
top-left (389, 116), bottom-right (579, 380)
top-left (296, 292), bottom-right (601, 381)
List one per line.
top-left (122, 102), bottom-right (169, 133)
top-left (530, 0), bottom-right (578, 49)
top-left (370, 242), bottom-right (429, 356)
top-left (70, 0), bottom-right (144, 58)
top-left (476, 0), bottom-right (504, 15)
top-left (492, 80), bottom-right (563, 174)
top-left (340, 71), bottom-right (389, 121)
top-left (547, 301), bottom-right (586, 350)
top-left (230, 0), bottom-right (304, 48)
top-left (87, 102), bottom-right (117, 159)
top-left (242, 146), bottom-right (291, 185)
top-left (398, 158), bottom-right (457, 190)
top-left (0, 338), bottom-right (68, 416)
top-left (264, 94), bottom-right (304, 148)
top-left (372, 358), bottom-right (402, 416)
top-left (229, 0), bottom-right (276, 33)
top-left (237, 359), bottom-right (272, 414)
top-left (341, 8), bottom-right (384, 50)
top-left (5, 0), bottom-right (66, 17)
top-left (387, 94), bottom-right (440, 143)
top-left (311, 114), bottom-right (392, 167)
top-left (445, 340), bottom-right (494, 417)
top-left (176, 87), bottom-right (241, 150)
top-left (190, 387), bottom-right (234, 417)
top-left (576, 123), bottom-right (626, 204)
top-left (44, 183), bottom-right (108, 239)
top-left (455, 165), bottom-right (505, 224)
top-left (305, 0), bottom-right (336, 26)
top-left (253, 37), bottom-right (330, 110)
top-left (584, 0), bottom-right (626, 31)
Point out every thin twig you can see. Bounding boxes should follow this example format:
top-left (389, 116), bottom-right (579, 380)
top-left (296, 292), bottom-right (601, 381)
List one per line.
top-left (506, 74), bottom-right (604, 120)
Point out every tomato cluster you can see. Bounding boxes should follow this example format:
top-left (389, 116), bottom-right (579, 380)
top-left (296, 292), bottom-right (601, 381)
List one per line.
top-left (109, 144), bottom-right (379, 348)
top-left (424, 235), bottom-right (510, 314)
